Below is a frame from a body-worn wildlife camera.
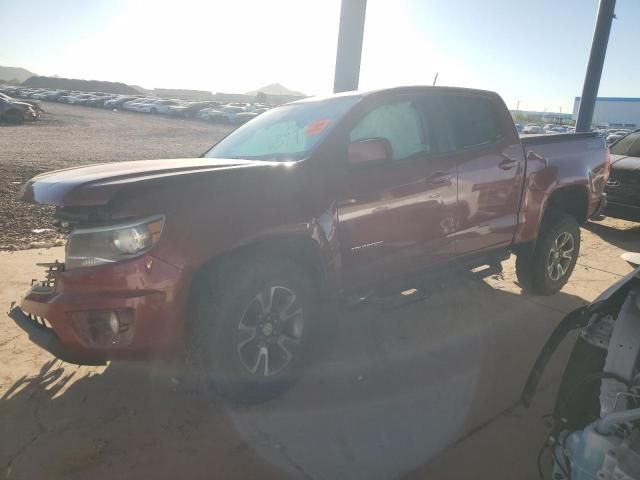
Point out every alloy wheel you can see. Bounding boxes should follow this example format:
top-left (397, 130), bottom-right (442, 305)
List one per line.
top-left (236, 286), bottom-right (304, 377)
top-left (547, 231), bottom-right (575, 281)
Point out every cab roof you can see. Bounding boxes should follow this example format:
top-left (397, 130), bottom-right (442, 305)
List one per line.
top-left (291, 85), bottom-right (499, 104)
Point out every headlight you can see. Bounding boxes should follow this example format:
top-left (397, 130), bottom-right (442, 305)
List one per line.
top-left (65, 215), bottom-right (164, 270)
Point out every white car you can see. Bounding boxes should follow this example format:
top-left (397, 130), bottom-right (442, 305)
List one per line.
top-left (31, 91), bottom-right (56, 100)
top-left (221, 105), bottom-right (248, 123)
top-left (606, 133), bottom-right (625, 145)
top-left (122, 98), bottom-right (156, 111)
top-left (522, 125), bottom-right (544, 134)
top-left (67, 94), bottom-right (95, 105)
top-left (196, 108), bottom-right (223, 120)
top-left (137, 99), bottom-right (181, 114)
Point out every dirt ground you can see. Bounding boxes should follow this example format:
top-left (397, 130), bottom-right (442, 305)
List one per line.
top-left (1, 217), bottom-right (638, 480)
top-left (2, 103), bottom-right (640, 479)
top-left (0, 102), bottom-right (234, 250)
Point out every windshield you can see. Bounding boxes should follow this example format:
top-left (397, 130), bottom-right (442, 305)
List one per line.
top-left (610, 131), bottom-right (640, 157)
top-left (205, 96), bottom-right (359, 161)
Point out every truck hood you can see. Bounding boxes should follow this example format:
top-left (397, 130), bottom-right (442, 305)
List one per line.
top-left (610, 154), bottom-right (640, 171)
top-left (21, 158), bottom-right (284, 207)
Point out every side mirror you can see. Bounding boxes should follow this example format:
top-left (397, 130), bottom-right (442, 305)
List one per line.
top-left (348, 138), bottom-right (392, 167)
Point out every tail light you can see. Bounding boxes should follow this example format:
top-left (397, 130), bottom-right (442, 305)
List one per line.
top-left (604, 147), bottom-right (611, 182)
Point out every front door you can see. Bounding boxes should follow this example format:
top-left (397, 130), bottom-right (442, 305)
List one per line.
top-left (336, 95), bottom-right (458, 291)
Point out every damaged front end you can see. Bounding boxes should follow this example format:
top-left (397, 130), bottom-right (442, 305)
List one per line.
top-left (522, 267), bottom-right (640, 479)
top-left (8, 203), bottom-right (183, 365)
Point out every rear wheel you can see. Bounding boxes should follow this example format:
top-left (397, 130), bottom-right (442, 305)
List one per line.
top-left (189, 257), bottom-right (317, 404)
top-left (516, 211), bottom-right (580, 295)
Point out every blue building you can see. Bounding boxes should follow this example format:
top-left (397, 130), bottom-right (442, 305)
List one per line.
top-left (573, 97), bottom-right (640, 128)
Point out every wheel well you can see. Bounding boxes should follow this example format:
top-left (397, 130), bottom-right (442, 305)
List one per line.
top-left (545, 186), bottom-right (589, 224)
top-left (192, 235), bottom-right (332, 303)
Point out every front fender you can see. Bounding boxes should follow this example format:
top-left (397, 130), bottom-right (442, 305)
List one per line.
top-left (227, 203), bottom-right (343, 297)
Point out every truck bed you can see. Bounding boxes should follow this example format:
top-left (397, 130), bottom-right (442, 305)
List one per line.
top-left (520, 131), bottom-right (599, 144)
top-left (513, 130), bottom-right (608, 244)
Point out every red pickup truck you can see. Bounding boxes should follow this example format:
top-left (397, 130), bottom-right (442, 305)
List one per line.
top-left (9, 86), bottom-right (609, 401)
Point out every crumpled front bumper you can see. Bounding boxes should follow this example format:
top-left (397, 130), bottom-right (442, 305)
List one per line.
top-left (7, 254), bottom-right (189, 365)
top-left (8, 304), bottom-right (105, 366)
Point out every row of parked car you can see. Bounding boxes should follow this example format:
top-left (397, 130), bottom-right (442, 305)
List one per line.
top-left (596, 127), bottom-right (635, 145)
top-left (515, 123), bottom-right (575, 135)
top-left (516, 122), bottom-right (636, 144)
top-left (0, 86), bottom-right (272, 125)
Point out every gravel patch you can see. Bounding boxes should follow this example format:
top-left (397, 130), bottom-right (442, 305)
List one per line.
top-left (0, 102), bottom-right (234, 250)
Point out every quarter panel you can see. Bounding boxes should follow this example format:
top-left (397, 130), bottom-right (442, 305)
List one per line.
top-left (515, 135), bottom-right (606, 244)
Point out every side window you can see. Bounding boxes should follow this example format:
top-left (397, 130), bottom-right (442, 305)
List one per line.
top-left (350, 100), bottom-right (428, 161)
top-left (445, 95), bottom-right (501, 149)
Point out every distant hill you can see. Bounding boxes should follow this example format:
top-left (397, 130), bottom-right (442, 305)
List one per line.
top-left (131, 84), bottom-right (152, 94)
top-left (245, 83), bottom-right (305, 97)
top-left (0, 65), bottom-right (37, 83)
top-left (22, 76), bottom-right (139, 95)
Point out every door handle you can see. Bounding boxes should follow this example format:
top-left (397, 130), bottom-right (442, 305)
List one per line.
top-left (498, 159), bottom-right (519, 170)
top-left (427, 171), bottom-right (454, 185)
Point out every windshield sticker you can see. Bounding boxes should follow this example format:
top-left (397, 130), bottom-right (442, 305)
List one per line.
top-left (305, 119), bottom-right (331, 136)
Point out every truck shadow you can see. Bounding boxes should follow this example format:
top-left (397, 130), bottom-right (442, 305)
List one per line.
top-left (584, 219), bottom-right (640, 252)
top-left (0, 359), bottom-right (280, 480)
top-left (1, 273), bottom-right (586, 480)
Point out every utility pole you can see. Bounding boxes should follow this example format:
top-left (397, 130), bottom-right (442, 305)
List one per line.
top-left (333, 0), bottom-right (367, 93)
top-left (575, 0), bottom-right (616, 132)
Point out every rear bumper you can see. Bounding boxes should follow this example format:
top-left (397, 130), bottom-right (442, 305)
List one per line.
top-left (9, 254), bottom-right (189, 365)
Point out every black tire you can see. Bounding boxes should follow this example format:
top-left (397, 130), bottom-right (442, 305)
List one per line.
top-left (515, 211), bottom-right (580, 295)
top-left (189, 256), bottom-right (317, 404)
top-left (2, 109), bottom-right (24, 124)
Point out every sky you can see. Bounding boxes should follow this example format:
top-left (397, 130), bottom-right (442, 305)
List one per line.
top-left (1, 0), bottom-right (639, 112)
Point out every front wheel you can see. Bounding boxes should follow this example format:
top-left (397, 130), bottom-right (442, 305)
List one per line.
top-left (2, 110), bottom-right (25, 124)
top-left (189, 257), bottom-right (317, 404)
top-left (516, 211), bottom-right (580, 295)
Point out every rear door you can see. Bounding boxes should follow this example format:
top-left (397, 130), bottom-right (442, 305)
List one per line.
top-left (337, 93), bottom-right (458, 290)
top-left (436, 92), bottom-right (524, 255)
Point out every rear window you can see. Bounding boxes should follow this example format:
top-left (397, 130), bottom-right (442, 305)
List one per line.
top-left (444, 95), bottom-right (501, 149)
top-left (610, 132), bottom-right (640, 157)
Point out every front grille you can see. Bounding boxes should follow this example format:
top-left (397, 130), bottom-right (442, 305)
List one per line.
top-left (30, 261), bottom-right (64, 293)
top-left (606, 170), bottom-right (640, 203)
top-left (24, 311), bottom-right (53, 330)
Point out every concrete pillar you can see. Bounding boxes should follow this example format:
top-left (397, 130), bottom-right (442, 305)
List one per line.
top-left (333, 0), bottom-right (367, 93)
top-left (575, 0), bottom-right (616, 132)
